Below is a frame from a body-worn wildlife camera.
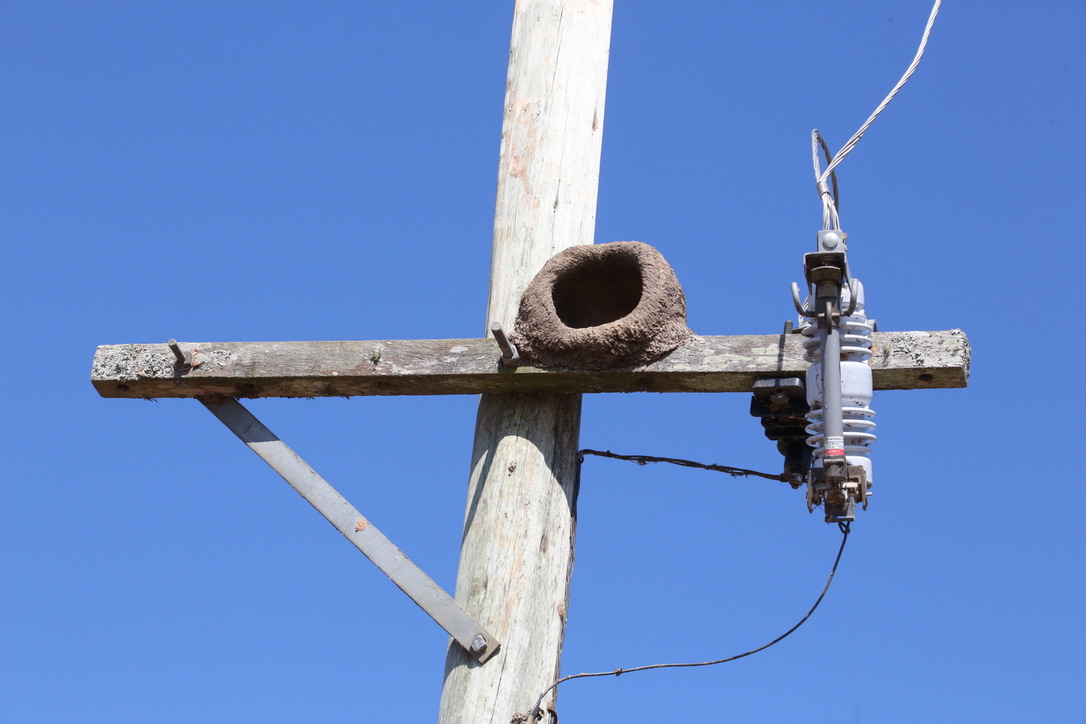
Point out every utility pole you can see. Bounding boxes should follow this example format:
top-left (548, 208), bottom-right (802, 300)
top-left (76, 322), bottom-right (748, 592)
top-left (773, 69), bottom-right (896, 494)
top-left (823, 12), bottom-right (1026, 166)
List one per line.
top-left (438, 1), bottom-right (612, 722)
top-left (90, 3), bottom-right (970, 722)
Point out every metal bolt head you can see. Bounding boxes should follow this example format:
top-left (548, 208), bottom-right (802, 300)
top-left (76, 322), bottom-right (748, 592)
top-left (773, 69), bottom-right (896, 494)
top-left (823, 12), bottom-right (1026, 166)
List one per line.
top-left (470, 634), bottom-right (488, 653)
top-left (819, 231), bottom-right (843, 250)
top-left (769, 391), bottom-right (789, 409)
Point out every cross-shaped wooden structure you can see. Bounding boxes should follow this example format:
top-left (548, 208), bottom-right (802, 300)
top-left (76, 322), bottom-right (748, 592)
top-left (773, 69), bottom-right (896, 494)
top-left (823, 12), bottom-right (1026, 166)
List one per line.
top-left (90, 2), bottom-right (970, 722)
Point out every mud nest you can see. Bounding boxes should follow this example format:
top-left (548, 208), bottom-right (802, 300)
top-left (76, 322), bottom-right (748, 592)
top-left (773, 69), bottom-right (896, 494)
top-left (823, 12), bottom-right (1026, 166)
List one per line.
top-left (511, 241), bottom-right (691, 370)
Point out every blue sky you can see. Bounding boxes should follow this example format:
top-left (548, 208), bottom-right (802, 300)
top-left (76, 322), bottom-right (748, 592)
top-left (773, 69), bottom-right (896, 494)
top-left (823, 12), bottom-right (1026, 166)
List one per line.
top-left (3, 2), bottom-right (1084, 722)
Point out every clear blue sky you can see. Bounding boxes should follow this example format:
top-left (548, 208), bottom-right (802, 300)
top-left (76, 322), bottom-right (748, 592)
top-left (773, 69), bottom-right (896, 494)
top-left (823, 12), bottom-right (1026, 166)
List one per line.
top-left (3, 2), bottom-right (1084, 722)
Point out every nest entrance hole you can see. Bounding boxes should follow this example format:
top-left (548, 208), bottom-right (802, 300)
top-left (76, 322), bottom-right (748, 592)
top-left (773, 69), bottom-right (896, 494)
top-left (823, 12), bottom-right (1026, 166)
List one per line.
top-left (551, 254), bottom-right (643, 329)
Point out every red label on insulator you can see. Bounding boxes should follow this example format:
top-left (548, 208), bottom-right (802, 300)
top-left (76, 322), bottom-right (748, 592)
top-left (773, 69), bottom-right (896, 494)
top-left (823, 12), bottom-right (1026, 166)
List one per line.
top-left (825, 449), bottom-right (845, 458)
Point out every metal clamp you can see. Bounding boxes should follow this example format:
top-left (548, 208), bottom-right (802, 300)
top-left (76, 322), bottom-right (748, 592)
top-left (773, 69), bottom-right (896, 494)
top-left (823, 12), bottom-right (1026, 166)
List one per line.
top-left (790, 278), bottom-right (860, 320)
top-left (749, 377), bottom-right (812, 487)
top-left (807, 463), bottom-right (869, 523)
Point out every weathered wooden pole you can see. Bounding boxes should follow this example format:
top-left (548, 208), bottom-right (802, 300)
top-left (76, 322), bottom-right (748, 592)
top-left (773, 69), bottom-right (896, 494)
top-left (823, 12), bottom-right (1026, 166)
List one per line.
top-left (438, 1), bottom-right (613, 722)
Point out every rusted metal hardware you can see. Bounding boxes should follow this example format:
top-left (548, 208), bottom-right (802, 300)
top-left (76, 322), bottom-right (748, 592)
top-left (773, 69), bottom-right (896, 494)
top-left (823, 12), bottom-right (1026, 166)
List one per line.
top-left (749, 377), bottom-right (812, 487)
top-left (808, 463), bottom-right (869, 524)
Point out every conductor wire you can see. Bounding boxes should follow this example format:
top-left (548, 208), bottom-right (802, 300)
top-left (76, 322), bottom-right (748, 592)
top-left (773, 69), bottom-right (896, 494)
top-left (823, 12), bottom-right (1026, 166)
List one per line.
top-left (814, 0), bottom-right (942, 229)
top-left (525, 521), bottom-right (852, 722)
top-left (578, 449), bottom-right (791, 483)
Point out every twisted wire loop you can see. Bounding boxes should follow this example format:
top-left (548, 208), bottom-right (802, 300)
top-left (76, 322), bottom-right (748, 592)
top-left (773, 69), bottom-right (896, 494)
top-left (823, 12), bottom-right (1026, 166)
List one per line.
top-left (813, 0), bottom-right (943, 230)
top-left (520, 471), bottom-right (854, 722)
top-left (813, 131), bottom-right (840, 230)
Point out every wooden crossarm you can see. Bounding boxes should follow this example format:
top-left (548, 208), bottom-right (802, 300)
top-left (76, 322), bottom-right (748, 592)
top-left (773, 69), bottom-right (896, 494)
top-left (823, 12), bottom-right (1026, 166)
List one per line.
top-left (91, 329), bottom-right (970, 399)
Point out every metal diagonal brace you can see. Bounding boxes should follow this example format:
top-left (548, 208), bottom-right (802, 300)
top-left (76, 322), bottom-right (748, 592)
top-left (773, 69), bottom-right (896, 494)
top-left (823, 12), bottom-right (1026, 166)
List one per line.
top-left (200, 397), bottom-right (500, 663)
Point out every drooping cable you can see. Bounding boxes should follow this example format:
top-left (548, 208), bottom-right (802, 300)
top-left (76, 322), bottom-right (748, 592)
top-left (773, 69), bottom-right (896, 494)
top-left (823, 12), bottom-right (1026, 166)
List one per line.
top-left (524, 522), bottom-right (852, 723)
top-left (579, 449), bottom-right (791, 483)
top-left (814, 0), bottom-right (942, 230)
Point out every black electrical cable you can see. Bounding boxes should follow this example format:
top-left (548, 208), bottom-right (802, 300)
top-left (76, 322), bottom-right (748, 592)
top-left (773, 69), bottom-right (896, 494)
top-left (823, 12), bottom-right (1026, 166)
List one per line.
top-left (578, 449), bottom-right (791, 483)
top-left (525, 521), bottom-right (852, 723)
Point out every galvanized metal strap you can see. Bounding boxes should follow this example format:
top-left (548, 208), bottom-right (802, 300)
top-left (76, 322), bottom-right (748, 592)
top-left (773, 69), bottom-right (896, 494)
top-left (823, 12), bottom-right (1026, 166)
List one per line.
top-left (200, 397), bottom-right (500, 663)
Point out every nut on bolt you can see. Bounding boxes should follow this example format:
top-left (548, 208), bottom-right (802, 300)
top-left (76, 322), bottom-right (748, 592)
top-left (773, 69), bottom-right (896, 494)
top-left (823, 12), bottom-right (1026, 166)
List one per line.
top-left (470, 634), bottom-right (488, 654)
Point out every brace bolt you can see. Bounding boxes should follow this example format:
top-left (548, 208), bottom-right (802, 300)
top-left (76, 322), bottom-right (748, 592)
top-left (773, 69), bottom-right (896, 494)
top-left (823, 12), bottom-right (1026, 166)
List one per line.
top-left (167, 339), bottom-right (191, 367)
top-left (490, 322), bottom-right (520, 369)
top-left (470, 635), bottom-right (488, 654)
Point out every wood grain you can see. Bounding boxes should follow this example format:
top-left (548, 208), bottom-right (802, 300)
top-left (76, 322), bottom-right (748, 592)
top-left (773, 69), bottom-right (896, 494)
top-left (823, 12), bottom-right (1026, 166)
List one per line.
top-left (91, 329), bottom-right (971, 399)
top-left (439, 2), bottom-right (612, 722)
